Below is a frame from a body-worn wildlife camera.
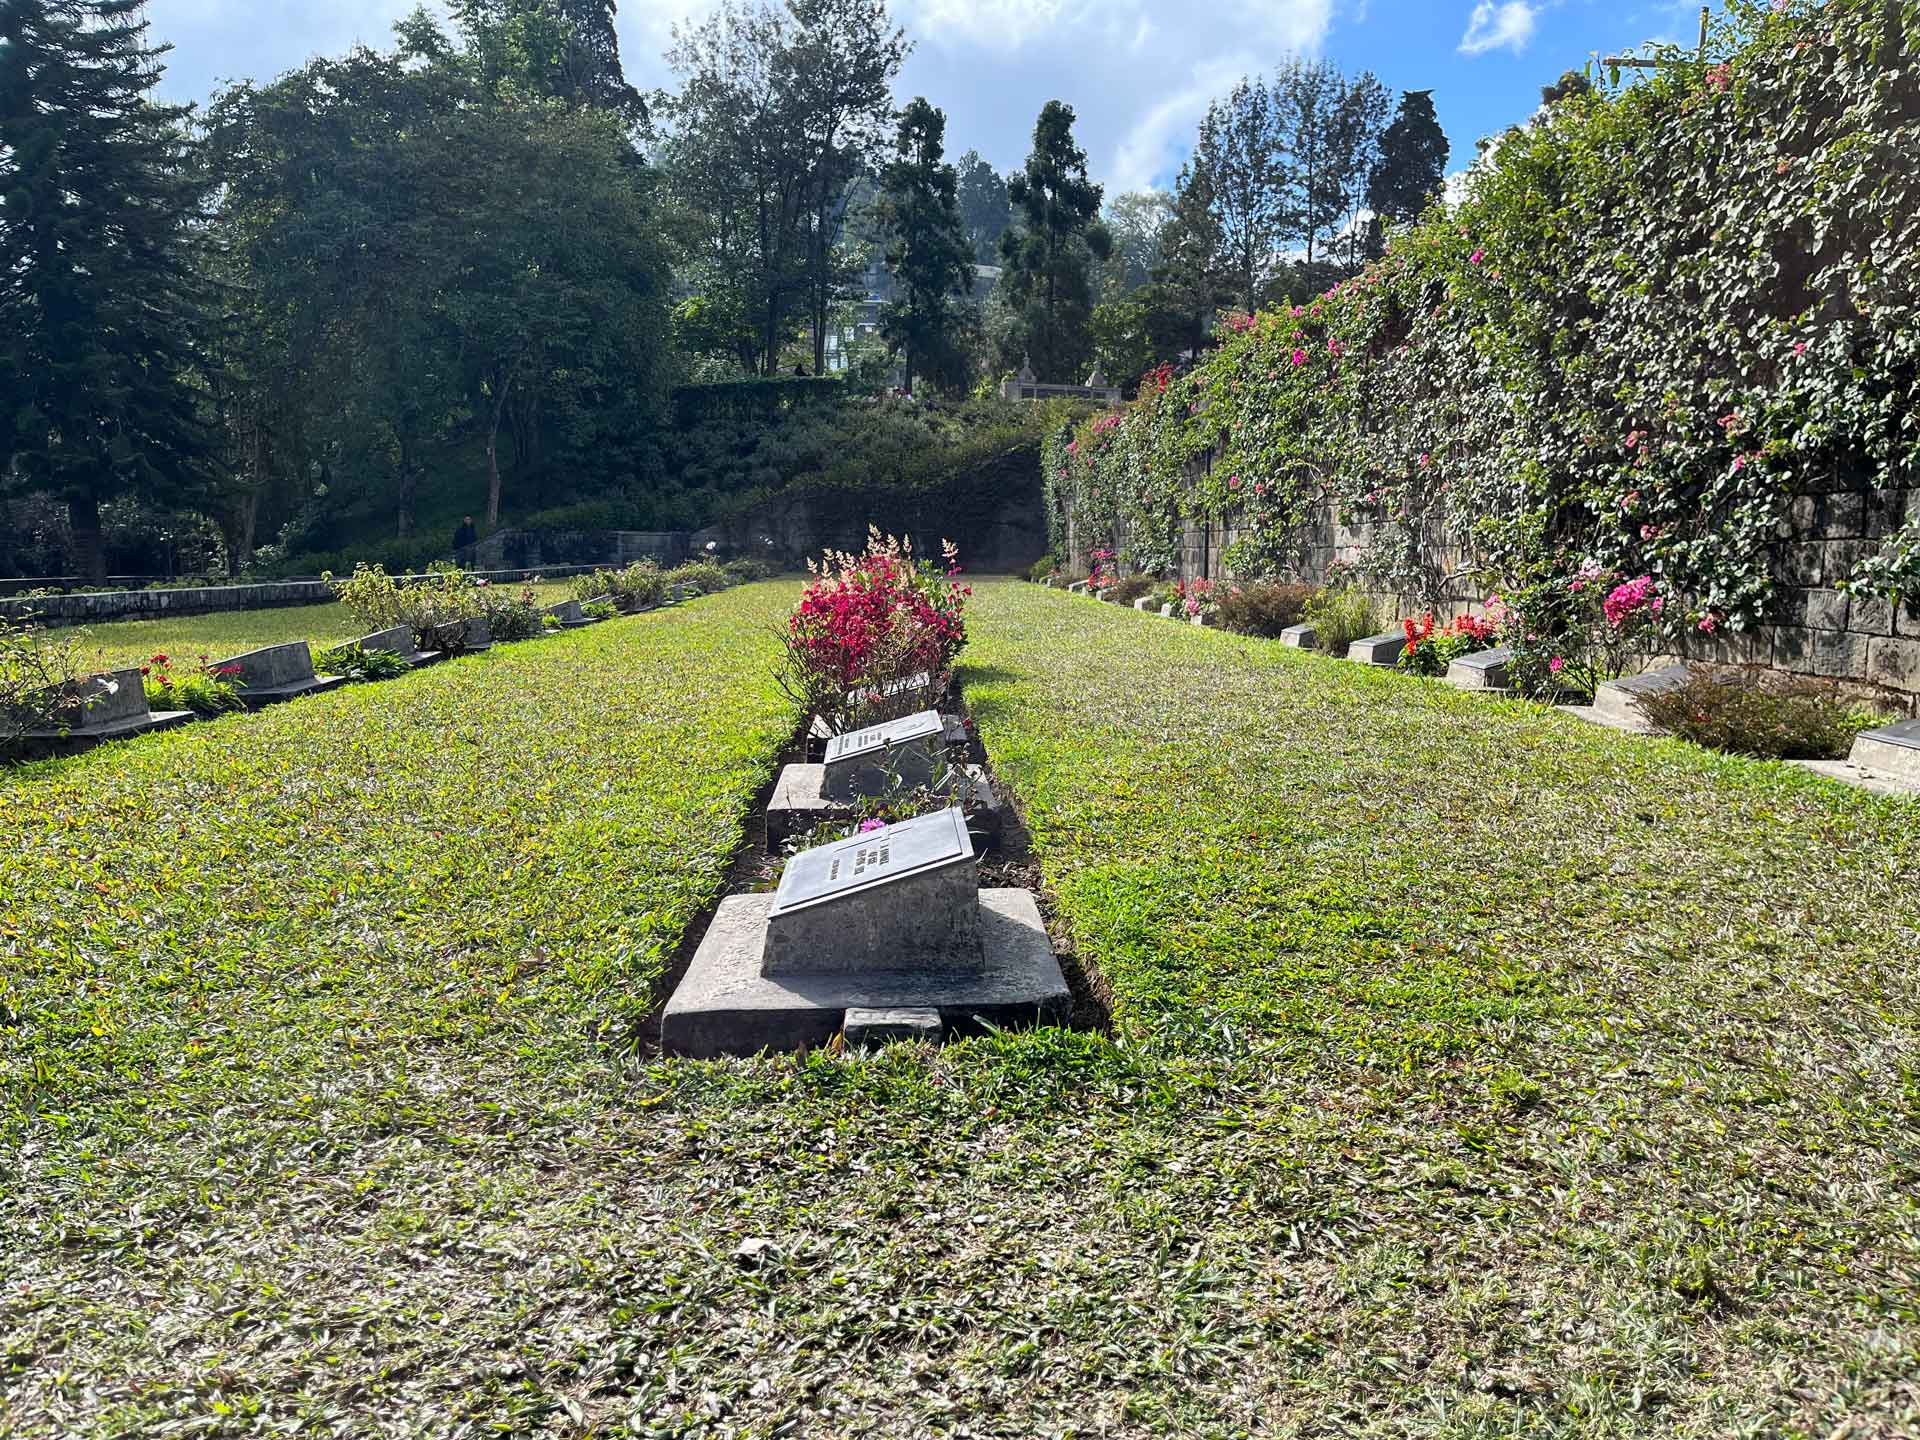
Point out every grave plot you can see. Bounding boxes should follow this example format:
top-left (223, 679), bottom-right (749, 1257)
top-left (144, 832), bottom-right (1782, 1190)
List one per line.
top-left (348, 624), bottom-right (437, 668)
top-left (769, 707), bottom-right (998, 849)
top-left (16, 666), bottom-right (193, 754)
top-left (211, 641), bottom-right (348, 707)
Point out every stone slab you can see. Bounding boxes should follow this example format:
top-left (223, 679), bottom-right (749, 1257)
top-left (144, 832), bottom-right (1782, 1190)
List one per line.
top-left (1349, 630), bottom-right (1408, 665)
top-left (211, 642), bottom-right (346, 706)
top-left (765, 806), bottom-right (978, 975)
top-left (1557, 702), bottom-right (1658, 736)
top-left (1280, 624), bottom-right (1317, 648)
top-left (1849, 718), bottom-right (1920, 785)
top-left (352, 626), bottom-right (435, 667)
top-left (460, 615), bottom-right (494, 652)
top-left (843, 1007), bottom-right (943, 1046)
top-left (662, 889), bottom-right (1070, 1058)
top-left (1592, 664), bottom-right (1691, 727)
top-left (1446, 646), bottom-right (1513, 691)
top-left (541, 599), bottom-right (586, 628)
top-left (765, 764), bottom-right (857, 849)
top-left (822, 709), bottom-right (945, 799)
top-left (21, 669), bottom-right (194, 745)
top-left (1789, 757), bottom-right (1920, 799)
top-left (1133, 597), bottom-right (1157, 612)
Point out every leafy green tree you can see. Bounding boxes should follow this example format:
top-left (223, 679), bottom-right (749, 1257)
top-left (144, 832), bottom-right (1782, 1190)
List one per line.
top-left (1098, 189), bottom-right (1173, 301)
top-left (1152, 159), bottom-right (1232, 352)
top-left (997, 100), bottom-right (1112, 381)
top-left (1274, 58), bottom-right (1390, 271)
top-left (0, 0), bottom-right (221, 580)
top-left (1191, 77), bottom-right (1291, 309)
top-left (453, 0), bottom-right (648, 124)
top-left (1363, 88), bottom-right (1448, 259)
top-left (876, 99), bottom-right (975, 394)
top-left (954, 149), bottom-right (1012, 264)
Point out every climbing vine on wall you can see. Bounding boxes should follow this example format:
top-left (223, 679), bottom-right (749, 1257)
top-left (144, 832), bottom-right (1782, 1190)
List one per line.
top-left (1052, 0), bottom-right (1920, 632)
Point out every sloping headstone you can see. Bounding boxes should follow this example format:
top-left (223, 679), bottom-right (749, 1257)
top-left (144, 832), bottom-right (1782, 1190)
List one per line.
top-left (1280, 624), bottom-right (1316, 648)
top-left (763, 807), bottom-right (978, 975)
top-left (1348, 631), bottom-right (1408, 666)
top-left (352, 625), bottom-right (433, 667)
top-left (1849, 717), bottom-right (1920, 785)
top-left (211, 642), bottom-right (345, 707)
top-left (1592, 664), bottom-right (1690, 727)
top-left (22, 668), bottom-right (191, 745)
top-left (459, 615), bottom-right (493, 652)
top-left (1446, 646), bottom-right (1513, 690)
top-left (822, 709), bottom-right (944, 799)
top-left (541, 599), bottom-right (586, 628)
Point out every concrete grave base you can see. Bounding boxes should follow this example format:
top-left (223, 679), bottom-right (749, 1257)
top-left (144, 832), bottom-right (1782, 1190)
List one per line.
top-left (765, 763), bottom-right (857, 848)
top-left (1349, 631), bottom-right (1407, 665)
top-left (1787, 756), bottom-right (1920, 798)
top-left (1848, 718), bottom-right (1920, 786)
top-left (843, 1007), bottom-right (943, 1046)
top-left (1592, 664), bottom-right (1690, 727)
top-left (22, 709), bottom-right (194, 752)
top-left (351, 626), bottom-right (437, 668)
top-left (662, 889), bottom-right (1069, 1058)
top-left (1279, 624), bottom-right (1316, 648)
top-left (1557, 702), bottom-right (1659, 735)
top-left (1446, 646), bottom-right (1513, 691)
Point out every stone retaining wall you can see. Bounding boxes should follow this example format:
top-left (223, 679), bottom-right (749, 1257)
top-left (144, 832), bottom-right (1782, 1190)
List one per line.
top-left (1071, 449), bottom-right (1920, 712)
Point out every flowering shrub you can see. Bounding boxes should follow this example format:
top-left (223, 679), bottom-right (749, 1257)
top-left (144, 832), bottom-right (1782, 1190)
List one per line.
top-left (570, 562), bottom-right (665, 610)
top-left (142, 653), bottom-right (245, 716)
top-left (330, 563), bottom-right (491, 651)
top-left (1086, 548), bottom-right (1117, 596)
top-left (1397, 612), bottom-right (1499, 676)
top-left (665, 560), bottom-right (732, 595)
top-left (1174, 578), bottom-right (1221, 622)
top-left (1505, 564), bottom-right (1667, 701)
top-left (481, 587), bottom-right (545, 642)
top-left (779, 528), bottom-right (970, 731)
top-left (0, 614), bottom-right (86, 748)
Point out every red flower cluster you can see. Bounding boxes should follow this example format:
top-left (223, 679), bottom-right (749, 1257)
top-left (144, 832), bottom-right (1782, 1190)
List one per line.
top-left (787, 539), bottom-right (968, 695)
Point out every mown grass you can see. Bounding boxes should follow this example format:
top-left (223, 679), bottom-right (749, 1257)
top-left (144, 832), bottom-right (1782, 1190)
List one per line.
top-left (4, 579), bottom-right (1917, 1437)
top-left (56, 581), bottom-right (582, 671)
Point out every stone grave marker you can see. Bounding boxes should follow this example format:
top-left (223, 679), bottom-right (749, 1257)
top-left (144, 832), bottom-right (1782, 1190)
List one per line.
top-left (1133, 597), bottom-right (1157, 612)
top-left (1349, 630), bottom-right (1409, 666)
top-left (460, 615), bottom-right (494, 652)
top-left (1592, 664), bottom-right (1690, 727)
top-left (211, 642), bottom-right (346, 707)
top-left (764, 807), bottom-right (978, 974)
top-left (352, 625), bottom-right (433, 667)
top-left (541, 598), bottom-right (587, 628)
top-left (664, 806), bottom-right (1069, 1057)
top-left (1280, 624), bottom-right (1316, 648)
top-left (1849, 717), bottom-right (1920, 785)
top-left (822, 709), bottom-right (944, 800)
top-left (1446, 646), bottom-right (1512, 691)
top-left (22, 667), bottom-right (191, 747)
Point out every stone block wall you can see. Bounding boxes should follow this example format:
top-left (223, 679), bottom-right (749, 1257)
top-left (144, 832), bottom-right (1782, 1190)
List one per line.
top-left (1068, 451), bottom-right (1920, 712)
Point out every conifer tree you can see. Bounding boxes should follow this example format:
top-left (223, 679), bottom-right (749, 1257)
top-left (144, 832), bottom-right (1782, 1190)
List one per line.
top-left (876, 98), bottom-right (975, 394)
top-left (1363, 88), bottom-right (1450, 259)
top-left (997, 100), bottom-right (1111, 381)
top-left (0, 0), bottom-right (219, 580)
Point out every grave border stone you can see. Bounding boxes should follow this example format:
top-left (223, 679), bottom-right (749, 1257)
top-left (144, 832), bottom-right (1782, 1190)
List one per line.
top-left (1446, 646), bottom-right (1513, 691)
top-left (1848, 717), bottom-right (1920, 785)
top-left (209, 642), bottom-right (346, 708)
top-left (19, 667), bottom-right (192, 748)
top-left (1349, 630), bottom-right (1408, 666)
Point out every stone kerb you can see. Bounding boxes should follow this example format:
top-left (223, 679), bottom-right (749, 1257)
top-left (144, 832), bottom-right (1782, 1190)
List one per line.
top-left (1592, 664), bottom-right (1691, 728)
top-left (1280, 624), bottom-right (1316, 648)
top-left (211, 642), bottom-right (346, 706)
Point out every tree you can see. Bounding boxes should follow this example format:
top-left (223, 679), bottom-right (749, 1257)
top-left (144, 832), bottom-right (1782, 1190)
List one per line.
top-left (874, 99), bottom-right (974, 394)
top-left (997, 101), bottom-right (1111, 381)
top-left (0, 0), bottom-right (221, 581)
top-left (1192, 78), bottom-right (1292, 309)
top-left (1153, 159), bottom-right (1232, 353)
top-left (1098, 189), bottom-right (1173, 301)
top-left (1363, 89), bottom-right (1449, 259)
top-left (954, 149), bottom-right (1012, 264)
top-left (1274, 59), bottom-right (1390, 272)
top-left (452, 0), bottom-right (648, 125)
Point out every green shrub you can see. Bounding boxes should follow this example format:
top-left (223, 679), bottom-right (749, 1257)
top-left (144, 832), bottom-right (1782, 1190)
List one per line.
top-left (1303, 587), bottom-right (1379, 656)
top-left (1217, 581), bottom-right (1314, 637)
top-left (482, 587), bottom-right (545, 642)
top-left (722, 554), bottom-right (777, 584)
top-left (571, 561), bottom-right (667, 610)
top-left (1632, 670), bottom-right (1883, 760)
top-left (581, 599), bottom-right (618, 621)
top-left (1027, 554), bottom-right (1060, 584)
top-left (143, 654), bottom-right (246, 716)
top-left (0, 614), bottom-right (86, 748)
top-left (313, 643), bottom-right (410, 682)
top-left (1107, 575), bottom-right (1154, 605)
top-left (666, 559), bottom-right (731, 594)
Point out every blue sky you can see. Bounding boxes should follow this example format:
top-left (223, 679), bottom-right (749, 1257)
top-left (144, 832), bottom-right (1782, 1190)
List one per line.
top-left (144, 0), bottom-right (1722, 193)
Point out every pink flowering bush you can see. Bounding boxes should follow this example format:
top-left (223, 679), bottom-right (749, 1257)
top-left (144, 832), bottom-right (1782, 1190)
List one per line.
top-left (1505, 564), bottom-right (1668, 701)
top-left (779, 528), bottom-right (970, 731)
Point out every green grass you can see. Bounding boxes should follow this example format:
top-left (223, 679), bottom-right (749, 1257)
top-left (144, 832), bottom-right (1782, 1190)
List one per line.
top-left (60, 581), bottom-right (583, 672)
top-left (4, 579), bottom-right (1917, 1436)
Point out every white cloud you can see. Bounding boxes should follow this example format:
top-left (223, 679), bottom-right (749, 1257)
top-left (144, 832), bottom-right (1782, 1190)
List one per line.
top-left (1105, 58), bottom-right (1244, 194)
top-left (1458, 1), bottom-right (1537, 56)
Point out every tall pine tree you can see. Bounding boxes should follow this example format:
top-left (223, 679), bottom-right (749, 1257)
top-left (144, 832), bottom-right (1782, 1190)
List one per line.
top-left (0, 0), bottom-right (218, 580)
top-left (876, 98), bottom-right (974, 395)
top-left (1363, 89), bottom-right (1449, 259)
top-left (997, 100), bottom-right (1111, 381)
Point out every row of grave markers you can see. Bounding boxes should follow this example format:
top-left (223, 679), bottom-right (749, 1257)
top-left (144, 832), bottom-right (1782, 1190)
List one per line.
top-left (20, 587), bottom-right (701, 755)
top-left (662, 675), bottom-right (1068, 1058)
top-left (1067, 581), bottom-right (1920, 795)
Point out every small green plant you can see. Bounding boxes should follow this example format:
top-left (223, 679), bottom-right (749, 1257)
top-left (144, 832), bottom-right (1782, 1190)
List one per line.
top-left (581, 599), bottom-right (617, 622)
top-left (483, 587), bottom-right (545, 642)
top-left (666, 559), bottom-right (731, 595)
top-left (1847, 519), bottom-right (1920, 604)
top-left (1303, 586), bottom-right (1379, 656)
top-left (1217, 581), bottom-right (1314, 637)
top-left (1027, 553), bottom-right (1061, 584)
top-left (1632, 669), bottom-right (1883, 760)
top-left (313, 643), bottom-right (409, 682)
top-left (142, 653), bottom-right (245, 716)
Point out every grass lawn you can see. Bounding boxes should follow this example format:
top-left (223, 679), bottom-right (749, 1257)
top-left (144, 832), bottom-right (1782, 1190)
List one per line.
top-left (57, 581), bottom-right (583, 672)
top-left (4, 579), bottom-right (1917, 1436)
